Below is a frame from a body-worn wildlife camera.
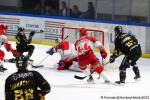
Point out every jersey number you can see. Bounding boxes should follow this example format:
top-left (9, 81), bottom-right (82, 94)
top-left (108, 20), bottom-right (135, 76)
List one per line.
top-left (14, 89), bottom-right (34, 100)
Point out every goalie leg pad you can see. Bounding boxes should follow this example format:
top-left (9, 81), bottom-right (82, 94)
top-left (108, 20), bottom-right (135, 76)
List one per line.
top-left (64, 60), bottom-right (73, 69)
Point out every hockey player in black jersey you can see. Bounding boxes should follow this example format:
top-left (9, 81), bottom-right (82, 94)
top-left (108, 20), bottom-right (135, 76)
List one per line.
top-left (5, 55), bottom-right (51, 100)
top-left (16, 27), bottom-right (35, 60)
top-left (110, 26), bottom-right (142, 85)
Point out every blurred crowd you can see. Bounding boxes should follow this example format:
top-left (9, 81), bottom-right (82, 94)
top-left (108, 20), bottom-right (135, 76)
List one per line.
top-left (0, 0), bottom-right (147, 23)
top-left (32, 0), bottom-right (95, 19)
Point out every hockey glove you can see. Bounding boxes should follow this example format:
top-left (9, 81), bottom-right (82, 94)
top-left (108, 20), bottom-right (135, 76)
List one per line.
top-left (29, 31), bottom-right (35, 38)
top-left (28, 31), bottom-right (35, 44)
top-left (109, 56), bottom-right (115, 63)
top-left (46, 48), bottom-right (56, 55)
top-left (4, 43), bottom-right (12, 51)
top-left (100, 47), bottom-right (107, 59)
top-left (37, 90), bottom-right (45, 100)
top-left (11, 50), bottom-right (20, 57)
top-left (109, 55), bottom-right (116, 63)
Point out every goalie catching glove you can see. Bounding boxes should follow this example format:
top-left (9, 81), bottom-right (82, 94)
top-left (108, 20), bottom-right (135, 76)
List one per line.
top-left (46, 47), bottom-right (57, 55)
top-left (100, 47), bottom-right (107, 59)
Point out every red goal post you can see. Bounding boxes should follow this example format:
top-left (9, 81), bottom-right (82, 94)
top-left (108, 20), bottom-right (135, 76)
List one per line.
top-left (61, 27), bottom-right (110, 64)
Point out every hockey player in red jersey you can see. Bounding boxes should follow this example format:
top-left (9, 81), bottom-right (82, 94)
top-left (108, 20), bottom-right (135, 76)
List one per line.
top-left (47, 38), bottom-right (79, 71)
top-left (0, 24), bottom-right (19, 72)
top-left (75, 28), bottom-right (109, 83)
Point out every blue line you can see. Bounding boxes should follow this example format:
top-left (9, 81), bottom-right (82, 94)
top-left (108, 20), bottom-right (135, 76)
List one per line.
top-left (0, 12), bottom-right (150, 27)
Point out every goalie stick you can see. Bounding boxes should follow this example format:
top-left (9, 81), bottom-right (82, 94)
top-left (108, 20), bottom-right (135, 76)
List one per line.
top-left (31, 55), bottom-right (49, 68)
top-left (74, 61), bottom-right (110, 80)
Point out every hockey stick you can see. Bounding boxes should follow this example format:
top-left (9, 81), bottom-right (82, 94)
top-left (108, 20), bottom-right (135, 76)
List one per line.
top-left (74, 75), bottom-right (87, 80)
top-left (64, 35), bottom-right (68, 40)
top-left (4, 58), bottom-right (34, 64)
top-left (31, 55), bottom-right (49, 68)
top-left (74, 61), bottom-right (110, 80)
top-left (34, 30), bottom-right (44, 33)
top-left (74, 53), bottom-right (123, 80)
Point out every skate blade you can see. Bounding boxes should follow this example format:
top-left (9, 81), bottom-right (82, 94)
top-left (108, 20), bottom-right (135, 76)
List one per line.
top-left (113, 83), bottom-right (125, 86)
top-left (87, 80), bottom-right (95, 84)
top-left (32, 65), bottom-right (44, 68)
top-left (104, 80), bottom-right (110, 84)
top-left (0, 70), bottom-right (7, 73)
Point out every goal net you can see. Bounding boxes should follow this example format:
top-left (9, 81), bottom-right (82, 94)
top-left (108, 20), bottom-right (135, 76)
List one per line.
top-left (61, 27), bottom-right (110, 65)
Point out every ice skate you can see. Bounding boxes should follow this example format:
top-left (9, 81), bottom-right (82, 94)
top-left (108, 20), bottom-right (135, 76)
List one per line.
top-left (134, 75), bottom-right (141, 81)
top-left (0, 65), bottom-right (7, 72)
top-left (104, 80), bottom-right (110, 84)
top-left (57, 65), bottom-right (65, 70)
top-left (133, 66), bottom-right (141, 81)
top-left (87, 75), bottom-right (94, 84)
top-left (115, 81), bottom-right (125, 86)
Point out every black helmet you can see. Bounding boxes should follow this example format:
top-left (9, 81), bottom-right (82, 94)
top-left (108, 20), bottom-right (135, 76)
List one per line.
top-left (114, 26), bottom-right (123, 35)
top-left (18, 27), bottom-right (25, 32)
top-left (16, 55), bottom-right (28, 70)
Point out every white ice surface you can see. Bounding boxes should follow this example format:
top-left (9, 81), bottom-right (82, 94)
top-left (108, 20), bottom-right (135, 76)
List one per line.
top-left (0, 42), bottom-right (150, 100)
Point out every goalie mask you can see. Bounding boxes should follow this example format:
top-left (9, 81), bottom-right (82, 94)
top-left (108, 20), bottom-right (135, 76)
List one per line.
top-left (16, 55), bottom-right (28, 70)
top-left (114, 26), bottom-right (123, 36)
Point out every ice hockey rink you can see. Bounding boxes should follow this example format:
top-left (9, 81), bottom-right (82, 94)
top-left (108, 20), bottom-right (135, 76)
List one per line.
top-left (0, 42), bottom-right (150, 100)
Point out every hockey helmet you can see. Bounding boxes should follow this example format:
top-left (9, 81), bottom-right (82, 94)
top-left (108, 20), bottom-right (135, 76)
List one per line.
top-left (16, 55), bottom-right (28, 70)
top-left (0, 24), bottom-right (8, 35)
top-left (114, 26), bottom-right (123, 35)
top-left (18, 27), bottom-right (25, 32)
top-left (79, 28), bottom-right (87, 35)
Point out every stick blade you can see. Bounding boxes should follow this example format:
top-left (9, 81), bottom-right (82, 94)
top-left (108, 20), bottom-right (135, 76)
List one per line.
top-left (32, 65), bottom-right (44, 68)
top-left (74, 75), bottom-right (87, 80)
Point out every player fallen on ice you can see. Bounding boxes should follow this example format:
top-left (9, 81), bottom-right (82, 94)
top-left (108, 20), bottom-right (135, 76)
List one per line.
top-left (5, 55), bottom-right (51, 100)
top-left (75, 28), bottom-right (110, 83)
top-left (15, 27), bottom-right (35, 60)
top-left (47, 37), bottom-right (80, 71)
top-left (110, 26), bottom-right (142, 85)
top-left (0, 24), bottom-right (19, 72)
